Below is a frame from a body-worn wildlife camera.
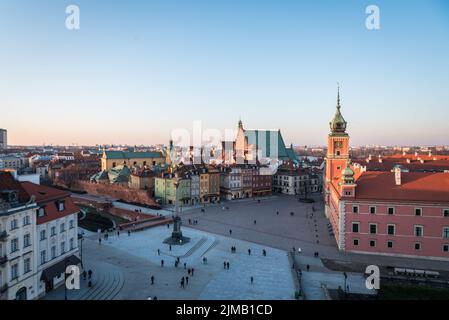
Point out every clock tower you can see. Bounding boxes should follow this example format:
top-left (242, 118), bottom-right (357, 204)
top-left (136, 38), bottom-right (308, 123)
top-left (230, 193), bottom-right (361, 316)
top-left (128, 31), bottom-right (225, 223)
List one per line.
top-left (325, 86), bottom-right (350, 185)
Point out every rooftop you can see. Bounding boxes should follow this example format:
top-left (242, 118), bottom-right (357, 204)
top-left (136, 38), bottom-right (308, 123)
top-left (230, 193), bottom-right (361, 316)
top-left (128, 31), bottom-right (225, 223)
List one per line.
top-left (354, 171), bottom-right (449, 203)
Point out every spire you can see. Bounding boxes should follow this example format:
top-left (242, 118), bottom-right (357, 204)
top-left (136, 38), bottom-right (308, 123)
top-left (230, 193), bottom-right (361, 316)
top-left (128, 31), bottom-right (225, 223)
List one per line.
top-left (329, 84), bottom-right (347, 134)
top-left (238, 117), bottom-right (243, 129)
top-left (337, 82), bottom-right (341, 110)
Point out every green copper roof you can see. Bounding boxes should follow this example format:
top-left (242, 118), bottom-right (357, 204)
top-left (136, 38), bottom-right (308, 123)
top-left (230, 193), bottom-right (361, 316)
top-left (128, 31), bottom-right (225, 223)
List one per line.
top-left (104, 151), bottom-right (164, 159)
top-left (244, 130), bottom-right (289, 159)
top-left (330, 87), bottom-right (347, 133)
top-left (108, 165), bottom-right (131, 183)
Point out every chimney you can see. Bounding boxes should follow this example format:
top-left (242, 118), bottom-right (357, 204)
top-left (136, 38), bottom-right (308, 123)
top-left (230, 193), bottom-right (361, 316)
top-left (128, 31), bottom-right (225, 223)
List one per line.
top-left (415, 151), bottom-right (418, 157)
top-left (402, 151), bottom-right (406, 156)
top-left (420, 159), bottom-right (424, 164)
top-left (406, 158), bottom-right (411, 164)
top-left (428, 151), bottom-right (432, 157)
top-left (368, 154), bottom-right (372, 161)
top-left (378, 155), bottom-right (383, 163)
top-left (394, 167), bottom-right (401, 186)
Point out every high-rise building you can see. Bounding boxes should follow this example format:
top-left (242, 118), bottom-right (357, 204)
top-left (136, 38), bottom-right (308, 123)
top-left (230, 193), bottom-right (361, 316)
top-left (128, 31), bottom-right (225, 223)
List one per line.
top-left (0, 129), bottom-right (6, 149)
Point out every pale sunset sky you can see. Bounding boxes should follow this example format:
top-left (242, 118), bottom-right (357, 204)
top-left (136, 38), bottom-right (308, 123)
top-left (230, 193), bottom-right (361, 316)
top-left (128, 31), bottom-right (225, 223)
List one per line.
top-left (0, 0), bottom-right (448, 146)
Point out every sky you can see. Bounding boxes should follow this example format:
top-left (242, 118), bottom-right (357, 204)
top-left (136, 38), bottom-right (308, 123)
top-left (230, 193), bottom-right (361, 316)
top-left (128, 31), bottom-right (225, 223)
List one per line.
top-left (0, 0), bottom-right (448, 147)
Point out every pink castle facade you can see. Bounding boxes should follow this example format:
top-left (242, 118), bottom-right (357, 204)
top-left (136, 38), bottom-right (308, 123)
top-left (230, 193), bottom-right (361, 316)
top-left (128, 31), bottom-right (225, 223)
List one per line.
top-left (324, 90), bottom-right (449, 261)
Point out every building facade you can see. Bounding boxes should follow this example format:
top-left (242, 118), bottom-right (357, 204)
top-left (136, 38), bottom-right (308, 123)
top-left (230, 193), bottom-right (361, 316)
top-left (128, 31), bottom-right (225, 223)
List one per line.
top-left (324, 90), bottom-right (449, 260)
top-left (20, 182), bottom-right (80, 298)
top-left (101, 150), bottom-right (165, 171)
top-left (0, 129), bottom-right (7, 149)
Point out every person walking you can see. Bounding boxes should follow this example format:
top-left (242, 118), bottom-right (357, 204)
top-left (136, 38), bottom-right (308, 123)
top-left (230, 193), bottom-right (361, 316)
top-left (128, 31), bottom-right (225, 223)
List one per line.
top-left (191, 268), bottom-right (194, 276)
top-left (117, 230), bottom-right (120, 237)
top-left (98, 238), bottom-right (102, 245)
top-left (169, 244), bottom-right (172, 251)
top-left (180, 279), bottom-right (185, 289)
top-left (254, 220), bottom-right (257, 225)
top-left (128, 230), bottom-right (131, 236)
top-left (186, 276), bottom-right (189, 286)
top-left (161, 259), bottom-right (164, 267)
top-left (306, 264), bottom-right (310, 272)
top-left (229, 229), bottom-right (232, 236)
top-left (157, 249), bottom-right (160, 256)
top-left (263, 249), bottom-right (266, 256)
top-left (250, 276), bottom-right (254, 284)
top-left (88, 270), bottom-right (92, 279)
top-left (248, 249), bottom-right (251, 255)
top-left (151, 275), bottom-right (154, 285)
top-left (184, 262), bottom-right (187, 269)
top-left (226, 262), bottom-right (230, 270)
top-left (223, 261), bottom-right (226, 269)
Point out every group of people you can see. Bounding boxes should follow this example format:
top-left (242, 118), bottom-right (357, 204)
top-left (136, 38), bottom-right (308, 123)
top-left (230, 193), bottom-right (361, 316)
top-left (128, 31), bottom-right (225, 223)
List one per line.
top-left (223, 261), bottom-right (230, 269)
top-left (188, 219), bottom-right (199, 225)
top-left (230, 246), bottom-right (237, 253)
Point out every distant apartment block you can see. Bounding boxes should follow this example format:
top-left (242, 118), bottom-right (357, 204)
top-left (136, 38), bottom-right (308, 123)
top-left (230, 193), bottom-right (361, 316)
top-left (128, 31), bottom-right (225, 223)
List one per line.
top-left (0, 129), bottom-right (6, 149)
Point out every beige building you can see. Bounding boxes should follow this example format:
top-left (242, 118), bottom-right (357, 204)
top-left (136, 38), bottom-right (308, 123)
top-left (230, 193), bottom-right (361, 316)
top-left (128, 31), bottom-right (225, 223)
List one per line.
top-left (101, 150), bottom-right (165, 171)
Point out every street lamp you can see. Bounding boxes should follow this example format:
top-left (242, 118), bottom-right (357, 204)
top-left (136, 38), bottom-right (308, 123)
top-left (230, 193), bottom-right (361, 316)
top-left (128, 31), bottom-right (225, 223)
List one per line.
top-left (343, 272), bottom-right (348, 295)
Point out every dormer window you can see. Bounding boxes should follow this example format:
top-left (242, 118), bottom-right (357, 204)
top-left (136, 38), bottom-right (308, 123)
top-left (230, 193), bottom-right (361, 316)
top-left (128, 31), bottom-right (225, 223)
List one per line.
top-left (38, 207), bottom-right (46, 217)
top-left (57, 201), bottom-right (65, 212)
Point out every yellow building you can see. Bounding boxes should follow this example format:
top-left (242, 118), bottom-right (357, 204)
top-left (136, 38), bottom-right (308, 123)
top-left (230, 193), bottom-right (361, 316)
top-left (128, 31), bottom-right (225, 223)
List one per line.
top-left (101, 150), bottom-right (165, 171)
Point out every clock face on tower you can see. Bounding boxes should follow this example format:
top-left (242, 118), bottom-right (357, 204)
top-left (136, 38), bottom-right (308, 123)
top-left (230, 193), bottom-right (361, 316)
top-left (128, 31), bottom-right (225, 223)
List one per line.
top-left (334, 141), bottom-right (342, 149)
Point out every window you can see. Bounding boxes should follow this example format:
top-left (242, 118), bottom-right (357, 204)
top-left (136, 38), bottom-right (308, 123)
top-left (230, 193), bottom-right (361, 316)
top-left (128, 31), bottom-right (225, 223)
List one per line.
top-left (443, 244), bottom-right (449, 253)
top-left (415, 208), bottom-right (422, 216)
top-left (353, 239), bottom-right (359, 246)
top-left (61, 242), bottom-right (66, 254)
top-left (23, 234), bottom-right (31, 248)
top-left (51, 226), bottom-right (56, 237)
top-left (370, 240), bottom-right (376, 247)
top-left (388, 207), bottom-right (395, 215)
top-left (415, 242), bottom-right (421, 250)
top-left (352, 223), bottom-right (359, 233)
top-left (60, 223), bottom-right (65, 233)
top-left (11, 263), bottom-right (19, 280)
top-left (415, 225), bottom-right (423, 237)
top-left (38, 207), bottom-right (45, 217)
top-left (444, 209), bottom-right (449, 217)
top-left (40, 230), bottom-right (46, 241)
top-left (352, 206), bottom-right (359, 214)
top-left (58, 201), bottom-right (65, 212)
top-left (51, 246), bottom-right (56, 259)
top-left (40, 250), bottom-right (46, 265)
top-left (369, 224), bottom-right (377, 234)
top-left (387, 241), bottom-right (393, 248)
top-left (24, 258), bottom-right (31, 274)
top-left (10, 219), bottom-right (18, 230)
top-left (387, 225), bottom-right (395, 235)
top-left (23, 216), bottom-right (30, 226)
top-left (443, 227), bottom-right (449, 239)
top-left (370, 206), bottom-right (376, 214)
top-left (10, 238), bottom-right (19, 253)
top-left (69, 238), bottom-right (74, 250)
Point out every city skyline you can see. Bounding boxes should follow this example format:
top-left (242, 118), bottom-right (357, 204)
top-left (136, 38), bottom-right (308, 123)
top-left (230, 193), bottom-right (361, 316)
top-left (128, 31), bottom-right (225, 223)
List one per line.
top-left (1, 0), bottom-right (449, 146)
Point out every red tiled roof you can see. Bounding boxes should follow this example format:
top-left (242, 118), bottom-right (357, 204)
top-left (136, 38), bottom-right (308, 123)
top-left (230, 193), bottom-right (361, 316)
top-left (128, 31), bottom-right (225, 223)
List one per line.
top-left (355, 157), bottom-right (449, 172)
top-left (354, 171), bottom-right (449, 203)
top-left (20, 182), bottom-right (79, 224)
top-left (0, 171), bottom-right (30, 203)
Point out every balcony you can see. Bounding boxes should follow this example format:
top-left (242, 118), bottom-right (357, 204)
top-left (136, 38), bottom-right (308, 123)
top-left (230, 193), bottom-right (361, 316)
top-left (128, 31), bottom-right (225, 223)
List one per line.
top-left (0, 283), bottom-right (7, 294)
top-left (0, 230), bottom-right (8, 242)
top-left (0, 255), bottom-right (8, 266)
